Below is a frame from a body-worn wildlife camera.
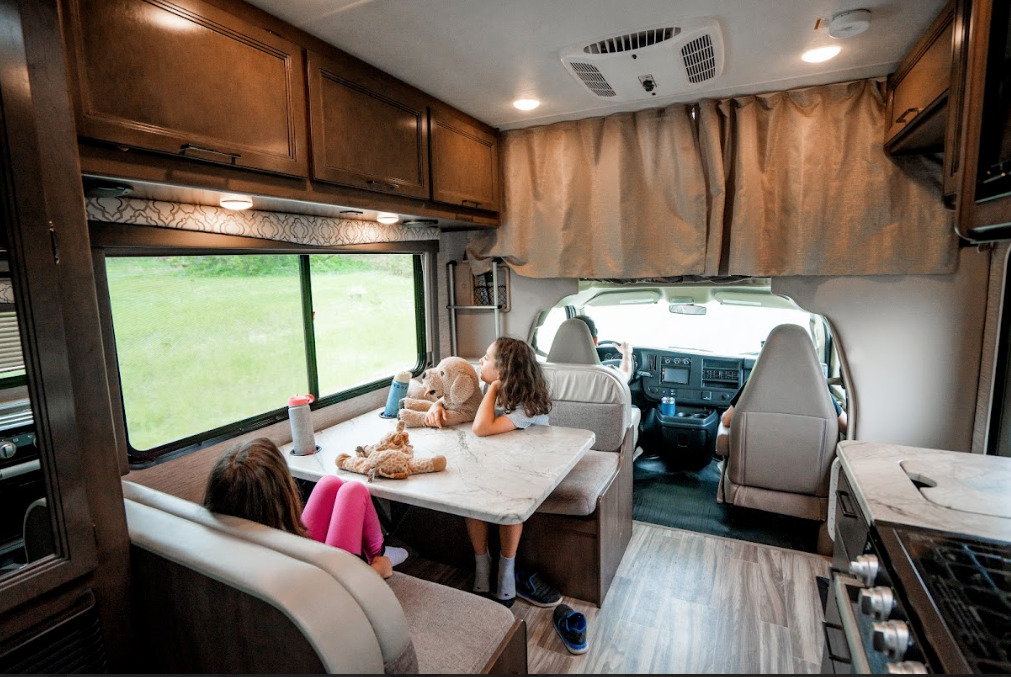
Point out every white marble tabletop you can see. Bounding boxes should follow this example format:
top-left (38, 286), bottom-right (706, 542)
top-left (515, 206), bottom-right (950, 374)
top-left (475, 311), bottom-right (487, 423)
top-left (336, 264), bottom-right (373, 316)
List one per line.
top-left (836, 440), bottom-right (1011, 542)
top-left (281, 408), bottom-right (596, 525)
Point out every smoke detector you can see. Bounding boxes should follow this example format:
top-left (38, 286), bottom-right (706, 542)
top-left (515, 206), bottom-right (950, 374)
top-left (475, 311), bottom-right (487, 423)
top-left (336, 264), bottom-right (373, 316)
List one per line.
top-left (560, 19), bottom-right (724, 101)
top-left (828, 9), bottom-right (871, 38)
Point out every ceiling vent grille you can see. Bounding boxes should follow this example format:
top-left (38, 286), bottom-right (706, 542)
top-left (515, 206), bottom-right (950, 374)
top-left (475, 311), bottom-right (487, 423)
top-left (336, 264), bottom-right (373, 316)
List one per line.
top-left (681, 34), bottom-right (717, 83)
top-left (583, 27), bottom-right (679, 54)
top-left (568, 62), bottom-right (617, 97)
top-left (561, 19), bottom-right (724, 101)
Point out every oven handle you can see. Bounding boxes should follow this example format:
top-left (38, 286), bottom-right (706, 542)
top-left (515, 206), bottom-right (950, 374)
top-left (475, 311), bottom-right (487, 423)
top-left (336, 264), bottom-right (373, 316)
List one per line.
top-left (0, 459), bottom-right (40, 480)
top-left (832, 574), bottom-right (872, 673)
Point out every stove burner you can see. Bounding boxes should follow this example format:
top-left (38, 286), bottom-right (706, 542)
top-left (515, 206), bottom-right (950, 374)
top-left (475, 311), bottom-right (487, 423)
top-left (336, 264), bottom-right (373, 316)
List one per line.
top-left (901, 530), bottom-right (1011, 673)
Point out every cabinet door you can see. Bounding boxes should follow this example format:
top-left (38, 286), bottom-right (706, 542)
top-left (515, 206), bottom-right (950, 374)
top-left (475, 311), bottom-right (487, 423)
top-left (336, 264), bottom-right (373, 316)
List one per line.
top-left (63, 0), bottom-right (308, 177)
top-left (307, 50), bottom-right (429, 199)
top-left (430, 105), bottom-right (500, 211)
top-left (884, 4), bottom-right (954, 153)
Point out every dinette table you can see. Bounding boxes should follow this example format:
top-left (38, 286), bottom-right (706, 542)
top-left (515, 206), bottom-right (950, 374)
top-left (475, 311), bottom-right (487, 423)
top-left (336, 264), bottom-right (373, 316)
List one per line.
top-left (282, 407), bottom-right (596, 525)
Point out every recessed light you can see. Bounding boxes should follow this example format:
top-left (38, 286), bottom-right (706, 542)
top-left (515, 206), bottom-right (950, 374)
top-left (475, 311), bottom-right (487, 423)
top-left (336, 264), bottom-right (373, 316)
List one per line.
top-left (219, 195), bottom-right (253, 210)
top-left (513, 98), bottom-right (540, 111)
top-left (802, 45), bottom-right (841, 63)
top-left (376, 212), bottom-right (399, 224)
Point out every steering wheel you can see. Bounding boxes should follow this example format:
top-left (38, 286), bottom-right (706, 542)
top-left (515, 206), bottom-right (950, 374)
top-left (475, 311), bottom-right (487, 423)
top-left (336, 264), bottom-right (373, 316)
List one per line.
top-left (596, 340), bottom-right (636, 374)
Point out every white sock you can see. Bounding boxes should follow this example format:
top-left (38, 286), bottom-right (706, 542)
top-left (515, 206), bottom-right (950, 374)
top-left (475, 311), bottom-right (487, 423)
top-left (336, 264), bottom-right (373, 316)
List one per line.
top-left (473, 552), bottom-right (491, 593)
top-left (384, 546), bottom-right (409, 567)
top-left (497, 555), bottom-right (516, 600)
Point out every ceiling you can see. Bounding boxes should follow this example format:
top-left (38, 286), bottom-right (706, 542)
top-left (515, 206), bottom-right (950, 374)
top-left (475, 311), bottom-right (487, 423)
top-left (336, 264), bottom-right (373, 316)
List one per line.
top-left (243, 0), bottom-right (948, 131)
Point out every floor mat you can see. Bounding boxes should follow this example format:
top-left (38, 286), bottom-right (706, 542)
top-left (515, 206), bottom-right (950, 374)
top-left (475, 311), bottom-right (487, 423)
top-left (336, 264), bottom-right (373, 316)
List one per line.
top-left (632, 454), bottom-right (821, 553)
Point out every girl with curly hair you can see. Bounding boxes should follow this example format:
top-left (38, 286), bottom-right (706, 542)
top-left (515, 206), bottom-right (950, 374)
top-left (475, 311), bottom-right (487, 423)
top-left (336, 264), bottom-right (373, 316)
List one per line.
top-left (465, 337), bottom-right (560, 608)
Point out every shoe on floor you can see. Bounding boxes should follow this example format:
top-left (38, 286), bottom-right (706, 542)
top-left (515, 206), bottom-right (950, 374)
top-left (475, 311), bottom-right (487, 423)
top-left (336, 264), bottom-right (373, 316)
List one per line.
top-left (515, 569), bottom-right (562, 607)
top-left (553, 604), bottom-right (588, 655)
top-left (384, 546), bottom-right (409, 567)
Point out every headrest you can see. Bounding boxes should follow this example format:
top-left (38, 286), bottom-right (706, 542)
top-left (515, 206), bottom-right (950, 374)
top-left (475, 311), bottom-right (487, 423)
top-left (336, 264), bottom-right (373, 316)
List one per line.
top-left (736, 324), bottom-right (837, 419)
top-left (547, 318), bottom-right (601, 365)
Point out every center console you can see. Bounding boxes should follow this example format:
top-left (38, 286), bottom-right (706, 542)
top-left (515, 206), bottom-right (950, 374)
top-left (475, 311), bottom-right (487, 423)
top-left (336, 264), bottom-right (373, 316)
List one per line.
top-left (637, 349), bottom-right (755, 468)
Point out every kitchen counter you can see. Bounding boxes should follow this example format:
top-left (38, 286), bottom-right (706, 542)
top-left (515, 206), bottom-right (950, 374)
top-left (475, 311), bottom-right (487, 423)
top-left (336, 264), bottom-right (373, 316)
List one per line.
top-left (836, 440), bottom-right (1011, 542)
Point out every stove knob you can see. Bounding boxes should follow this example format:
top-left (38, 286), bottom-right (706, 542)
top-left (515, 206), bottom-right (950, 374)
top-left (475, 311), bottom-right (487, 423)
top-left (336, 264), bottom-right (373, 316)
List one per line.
top-left (0, 441), bottom-right (15, 460)
top-left (859, 586), bottom-right (896, 620)
top-left (872, 620), bottom-right (912, 660)
top-left (886, 661), bottom-right (928, 674)
top-left (849, 554), bottom-right (880, 586)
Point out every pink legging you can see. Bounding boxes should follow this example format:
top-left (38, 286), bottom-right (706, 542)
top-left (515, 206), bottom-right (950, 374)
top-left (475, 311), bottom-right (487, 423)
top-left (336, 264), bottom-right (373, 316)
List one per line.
top-left (301, 476), bottom-right (385, 562)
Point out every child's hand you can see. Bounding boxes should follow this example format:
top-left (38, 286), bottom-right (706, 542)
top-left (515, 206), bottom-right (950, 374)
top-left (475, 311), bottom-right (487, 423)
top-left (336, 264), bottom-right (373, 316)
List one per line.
top-left (425, 401), bottom-right (447, 428)
top-left (370, 555), bottom-right (393, 579)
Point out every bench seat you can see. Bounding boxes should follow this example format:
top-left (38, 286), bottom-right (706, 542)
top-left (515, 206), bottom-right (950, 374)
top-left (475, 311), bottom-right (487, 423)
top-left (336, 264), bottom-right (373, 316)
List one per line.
top-left (123, 480), bottom-right (525, 674)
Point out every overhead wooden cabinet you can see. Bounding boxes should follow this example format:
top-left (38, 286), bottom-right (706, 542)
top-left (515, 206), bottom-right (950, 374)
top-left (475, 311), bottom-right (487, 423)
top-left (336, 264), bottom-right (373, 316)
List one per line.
top-left (884, 1), bottom-right (955, 155)
top-left (307, 50), bottom-right (429, 199)
top-left (429, 105), bottom-right (500, 212)
top-left (62, 0), bottom-right (308, 177)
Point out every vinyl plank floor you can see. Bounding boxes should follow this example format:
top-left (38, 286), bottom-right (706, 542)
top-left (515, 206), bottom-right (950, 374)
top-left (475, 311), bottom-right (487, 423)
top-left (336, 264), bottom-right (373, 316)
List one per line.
top-left (395, 520), bottom-right (830, 674)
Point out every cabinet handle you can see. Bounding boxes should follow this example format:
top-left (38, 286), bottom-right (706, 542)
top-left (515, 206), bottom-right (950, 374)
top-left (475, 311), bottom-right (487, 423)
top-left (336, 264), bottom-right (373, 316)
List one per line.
top-left (179, 144), bottom-right (241, 163)
top-left (366, 180), bottom-right (399, 192)
top-left (461, 199), bottom-right (483, 208)
top-left (895, 107), bottom-right (919, 124)
top-left (838, 490), bottom-right (858, 518)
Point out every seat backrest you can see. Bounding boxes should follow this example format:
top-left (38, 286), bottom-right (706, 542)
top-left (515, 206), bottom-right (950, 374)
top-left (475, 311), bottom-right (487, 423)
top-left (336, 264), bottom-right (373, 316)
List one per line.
top-left (123, 495), bottom-right (388, 673)
top-left (546, 318), bottom-right (601, 365)
top-left (122, 480), bottom-right (417, 673)
top-left (728, 324), bottom-right (838, 503)
top-left (23, 497), bottom-right (55, 562)
top-left (542, 363), bottom-right (630, 452)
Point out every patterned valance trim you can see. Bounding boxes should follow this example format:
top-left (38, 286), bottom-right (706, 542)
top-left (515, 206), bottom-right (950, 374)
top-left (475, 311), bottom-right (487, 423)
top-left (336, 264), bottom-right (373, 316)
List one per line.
top-left (0, 280), bottom-right (12, 304)
top-left (85, 197), bottom-right (440, 246)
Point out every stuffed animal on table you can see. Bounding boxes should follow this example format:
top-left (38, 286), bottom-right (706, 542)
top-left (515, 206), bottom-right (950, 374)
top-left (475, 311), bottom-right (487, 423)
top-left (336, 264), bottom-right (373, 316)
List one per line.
top-left (397, 356), bottom-right (483, 428)
top-left (336, 420), bottom-right (446, 481)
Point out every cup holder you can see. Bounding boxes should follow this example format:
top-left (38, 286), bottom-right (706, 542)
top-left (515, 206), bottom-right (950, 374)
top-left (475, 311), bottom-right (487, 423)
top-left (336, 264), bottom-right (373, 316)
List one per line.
top-left (691, 412), bottom-right (705, 419)
top-left (676, 411), bottom-right (687, 417)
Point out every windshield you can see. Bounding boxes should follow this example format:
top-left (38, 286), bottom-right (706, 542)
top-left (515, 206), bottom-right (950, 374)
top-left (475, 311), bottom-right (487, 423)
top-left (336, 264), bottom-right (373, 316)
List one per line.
top-left (535, 284), bottom-right (817, 358)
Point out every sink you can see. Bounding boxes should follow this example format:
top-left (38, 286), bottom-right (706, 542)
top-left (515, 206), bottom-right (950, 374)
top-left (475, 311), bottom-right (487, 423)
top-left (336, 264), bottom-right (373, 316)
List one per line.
top-left (900, 458), bottom-right (1011, 519)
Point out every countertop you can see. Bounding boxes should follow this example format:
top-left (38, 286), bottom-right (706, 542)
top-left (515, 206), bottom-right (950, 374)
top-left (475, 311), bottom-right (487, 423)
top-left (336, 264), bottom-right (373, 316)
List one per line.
top-left (836, 440), bottom-right (1011, 542)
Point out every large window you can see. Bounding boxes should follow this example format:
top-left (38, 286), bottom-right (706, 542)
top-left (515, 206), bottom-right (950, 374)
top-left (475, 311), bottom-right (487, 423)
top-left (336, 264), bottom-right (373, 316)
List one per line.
top-left (105, 252), bottom-right (425, 458)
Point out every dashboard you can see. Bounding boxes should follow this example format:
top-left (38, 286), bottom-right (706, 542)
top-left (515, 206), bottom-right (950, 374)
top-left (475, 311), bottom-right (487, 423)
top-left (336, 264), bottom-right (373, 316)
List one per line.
top-left (619, 348), bottom-right (756, 409)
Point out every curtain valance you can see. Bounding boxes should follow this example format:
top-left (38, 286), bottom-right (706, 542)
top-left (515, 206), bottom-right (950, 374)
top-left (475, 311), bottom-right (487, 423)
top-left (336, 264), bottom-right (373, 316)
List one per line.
top-left (468, 78), bottom-right (957, 279)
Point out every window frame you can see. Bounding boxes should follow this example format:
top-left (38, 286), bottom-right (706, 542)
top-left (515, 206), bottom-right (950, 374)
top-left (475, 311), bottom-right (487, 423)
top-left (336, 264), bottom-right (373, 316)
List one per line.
top-left (90, 222), bottom-right (438, 466)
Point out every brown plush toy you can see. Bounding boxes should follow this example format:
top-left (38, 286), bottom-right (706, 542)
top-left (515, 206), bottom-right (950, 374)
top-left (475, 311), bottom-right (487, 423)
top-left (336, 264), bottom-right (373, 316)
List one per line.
top-left (398, 356), bottom-right (483, 428)
top-left (336, 420), bottom-right (446, 481)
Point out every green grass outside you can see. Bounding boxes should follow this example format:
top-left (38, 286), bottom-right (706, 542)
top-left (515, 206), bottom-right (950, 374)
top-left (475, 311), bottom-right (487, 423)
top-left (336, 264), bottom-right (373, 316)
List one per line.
top-left (107, 256), bottom-right (418, 451)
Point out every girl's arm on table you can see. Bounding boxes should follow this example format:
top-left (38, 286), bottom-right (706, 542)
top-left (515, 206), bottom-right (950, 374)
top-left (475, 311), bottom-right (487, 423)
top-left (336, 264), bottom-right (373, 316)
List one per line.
top-left (471, 381), bottom-right (517, 437)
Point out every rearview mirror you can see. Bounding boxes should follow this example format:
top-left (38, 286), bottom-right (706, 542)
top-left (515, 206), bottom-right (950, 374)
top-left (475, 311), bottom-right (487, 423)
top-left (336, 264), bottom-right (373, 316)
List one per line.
top-left (669, 302), bottom-right (707, 315)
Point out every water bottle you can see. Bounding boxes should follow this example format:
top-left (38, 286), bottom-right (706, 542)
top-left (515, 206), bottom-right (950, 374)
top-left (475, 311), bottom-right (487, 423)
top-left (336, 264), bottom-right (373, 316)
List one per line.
top-left (381, 370), bottom-right (412, 418)
top-left (660, 396), bottom-right (676, 417)
top-left (288, 394), bottom-right (316, 456)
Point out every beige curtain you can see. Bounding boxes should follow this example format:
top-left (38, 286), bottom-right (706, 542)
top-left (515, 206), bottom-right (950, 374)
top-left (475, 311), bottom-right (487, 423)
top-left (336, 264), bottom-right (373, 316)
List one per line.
top-left (700, 79), bottom-right (957, 276)
top-left (466, 103), bottom-right (710, 278)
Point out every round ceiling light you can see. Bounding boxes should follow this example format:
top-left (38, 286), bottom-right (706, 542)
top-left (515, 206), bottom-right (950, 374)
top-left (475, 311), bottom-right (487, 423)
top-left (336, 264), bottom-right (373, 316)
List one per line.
top-left (513, 98), bottom-right (540, 111)
top-left (219, 194), bottom-right (253, 210)
top-left (376, 212), bottom-right (399, 224)
top-left (802, 45), bottom-right (842, 63)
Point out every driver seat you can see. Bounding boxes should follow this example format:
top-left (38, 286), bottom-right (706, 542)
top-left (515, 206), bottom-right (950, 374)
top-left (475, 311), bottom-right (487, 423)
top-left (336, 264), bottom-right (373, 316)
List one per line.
top-left (546, 318), bottom-right (601, 365)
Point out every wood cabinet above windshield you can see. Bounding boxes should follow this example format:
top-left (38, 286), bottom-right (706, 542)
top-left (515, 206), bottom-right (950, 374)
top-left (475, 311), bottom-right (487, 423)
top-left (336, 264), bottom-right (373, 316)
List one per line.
top-left (62, 0), bottom-right (308, 177)
top-left (307, 50), bottom-right (429, 199)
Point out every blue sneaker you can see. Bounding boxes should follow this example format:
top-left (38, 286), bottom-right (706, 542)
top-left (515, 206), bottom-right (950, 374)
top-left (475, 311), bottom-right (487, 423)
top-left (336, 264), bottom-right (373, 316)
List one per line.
top-left (553, 604), bottom-right (588, 655)
top-left (515, 569), bottom-right (562, 607)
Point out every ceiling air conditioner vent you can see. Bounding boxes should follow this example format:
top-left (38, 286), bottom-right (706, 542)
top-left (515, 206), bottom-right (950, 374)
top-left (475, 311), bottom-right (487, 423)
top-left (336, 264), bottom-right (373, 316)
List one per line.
top-left (682, 34), bottom-right (717, 83)
top-left (583, 27), bottom-right (679, 54)
top-left (561, 19), bottom-right (724, 101)
top-left (568, 62), bottom-right (617, 97)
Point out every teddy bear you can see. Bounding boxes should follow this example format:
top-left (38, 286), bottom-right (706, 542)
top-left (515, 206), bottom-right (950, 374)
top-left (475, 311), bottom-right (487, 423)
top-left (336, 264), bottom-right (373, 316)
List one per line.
top-left (397, 356), bottom-right (483, 428)
top-left (336, 420), bottom-right (446, 481)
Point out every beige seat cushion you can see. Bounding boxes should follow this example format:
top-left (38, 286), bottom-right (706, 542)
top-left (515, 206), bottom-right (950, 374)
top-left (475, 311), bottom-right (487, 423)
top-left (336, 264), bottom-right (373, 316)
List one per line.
top-left (536, 450), bottom-right (618, 516)
top-left (386, 573), bottom-right (516, 674)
